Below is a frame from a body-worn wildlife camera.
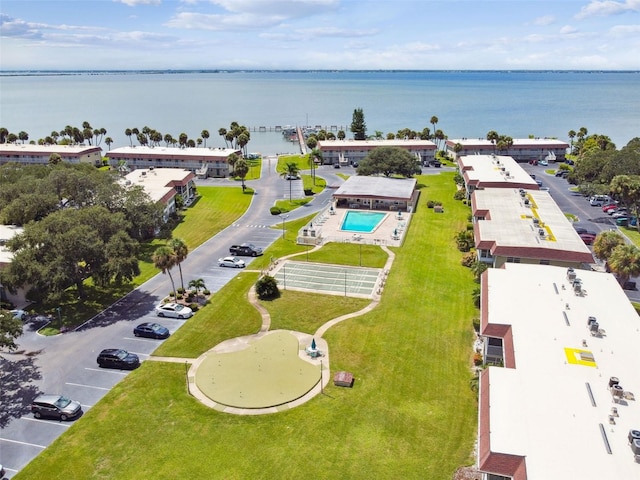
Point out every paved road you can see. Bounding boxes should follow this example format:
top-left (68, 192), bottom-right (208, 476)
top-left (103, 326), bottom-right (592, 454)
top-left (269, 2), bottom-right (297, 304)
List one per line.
top-left (0, 157), bottom-right (345, 478)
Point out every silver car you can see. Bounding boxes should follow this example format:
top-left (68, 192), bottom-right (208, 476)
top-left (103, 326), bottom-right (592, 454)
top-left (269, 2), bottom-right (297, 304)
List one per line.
top-left (218, 256), bottom-right (246, 268)
top-left (31, 394), bottom-right (82, 421)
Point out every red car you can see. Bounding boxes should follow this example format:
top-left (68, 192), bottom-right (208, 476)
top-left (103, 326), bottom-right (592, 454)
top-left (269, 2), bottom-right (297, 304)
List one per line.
top-left (602, 204), bottom-right (618, 213)
top-left (579, 232), bottom-right (597, 245)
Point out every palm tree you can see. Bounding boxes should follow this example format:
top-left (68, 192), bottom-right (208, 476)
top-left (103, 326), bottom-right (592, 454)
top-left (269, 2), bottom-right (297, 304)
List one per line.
top-left (486, 130), bottom-right (499, 152)
top-left (608, 244), bottom-right (640, 286)
top-left (234, 159), bottom-right (250, 191)
top-left (310, 148), bottom-right (323, 184)
top-left (188, 278), bottom-right (206, 295)
top-left (18, 131), bottom-right (29, 144)
top-left (169, 238), bottom-right (189, 292)
top-left (201, 129), bottom-right (210, 148)
top-left (568, 130), bottom-right (576, 153)
top-left (152, 246), bottom-right (177, 297)
top-left (281, 162), bottom-right (300, 201)
top-left (105, 137), bottom-right (113, 150)
top-left (227, 152), bottom-right (239, 175)
top-left (218, 128), bottom-right (228, 147)
top-left (125, 128), bottom-right (132, 146)
top-left (592, 231), bottom-right (625, 262)
top-left (430, 115), bottom-right (438, 137)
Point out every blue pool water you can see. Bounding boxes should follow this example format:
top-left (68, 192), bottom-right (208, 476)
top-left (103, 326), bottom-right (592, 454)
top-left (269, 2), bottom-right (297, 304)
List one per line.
top-left (341, 211), bottom-right (387, 233)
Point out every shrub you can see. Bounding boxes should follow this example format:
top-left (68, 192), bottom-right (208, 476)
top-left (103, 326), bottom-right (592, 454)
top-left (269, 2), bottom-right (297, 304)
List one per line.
top-left (203, 289), bottom-right (210, 296)
top-left (427, 200), bottom-right (435, 208)
top-left (270, 206), bottom-right (282, 215)
top-left (256, 275), bottom-right (280, 300)
top-left (461, 251), bottom-right (476, 267)
top-left (189, 303), bottom-right (199, 312)
top-left (455, 230), bottom-right (475, 252)
top-left (453, 189), bottom-right (466, 201)
top-left (473, 352), bottom-right (483, 366)
top-left (177, 287), bottom-right (185, 294)
top-left (472, 317), bottom-right (480, 332)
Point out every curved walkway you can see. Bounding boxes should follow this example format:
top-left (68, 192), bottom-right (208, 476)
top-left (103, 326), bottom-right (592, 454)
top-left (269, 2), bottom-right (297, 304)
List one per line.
top-left (156, 244), bottom-right (396, 415)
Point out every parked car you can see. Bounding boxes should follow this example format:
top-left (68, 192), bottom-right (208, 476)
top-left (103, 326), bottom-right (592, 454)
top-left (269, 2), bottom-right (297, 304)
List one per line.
top-left (333, 163), bottom-right (340, 169)
top-left (133, 322), bottom-right (170, 339)
top-left (155, 302), bottom-right (193, 319)
top-left (602, 203), bottom-right (618, 213)
top-left (97, 349), bottom-right (140, 370)
top-left (229, 243), bottom-right (263, 256)
top-left (611, 210), bottom-right (629, 218)
top-left (285, 174), bottom-right (300, 180)
top-left (539, 159), bottom-right (548, 166)
top-left (589, 195), bottom-right (611, 206)
top-left (10, 309), bottom-right (27, 320)
top-left (573, 226), bottom-right (588, 235)
top-left (579, 232), bottom-right (597, 245)
top-left (564, 159), bottom-right (575, 165)
top-left (30, 394), bottom-right (82, 421)
top-left (351, 161), bottom-right (359, 168)
top-left (623, 280), bottom-right (637, 290)
top-left (218, 256), bottom-right (246, 268)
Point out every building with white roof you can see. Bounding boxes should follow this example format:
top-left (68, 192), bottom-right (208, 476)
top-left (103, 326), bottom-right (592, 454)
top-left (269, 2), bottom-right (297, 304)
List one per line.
top-left (458, 154), bottom-right (539, 196)
top-left (471, 188), bottom-right (594, 268)
top-left (123, 167), bottom-right (195, 221)
top-left (0, 143), bottom-right (103, 166)
top-left (318, 139), bottom-right (436, 166)
top-left (332, 176), bottom-right (418, 212)
top-left (0, 225), bottom-right (28, 307)
top-left (106, 146), bottom-right (241, 178)
top-left (445, 138), bottom-right (569, 163)
top-left (478, 263), bottom-right (640, 480)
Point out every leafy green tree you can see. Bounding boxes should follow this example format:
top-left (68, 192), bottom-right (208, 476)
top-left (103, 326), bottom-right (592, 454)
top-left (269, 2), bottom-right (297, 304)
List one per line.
top-left (153, 245), bottom-right (177, 297)
top-left (350, 108), bottom-right (367, 140)
top-left (4, 206), bottom-right (137, 302)
top-left (48, 153), bottom-right (62, 166)
top-left (234, 159), bottom-right (250, 191)
top-left (592, 231), bottom-right (625, 262)
top-left (0, 127), bottom-right (8, 143)
top-left (337, 130), bottom-right (346, 140)
top-left (0, 310), bottom-right (23, 351)
top-left (255, 275), bottom-right (280, 300)
top-left (306, 136), bottom-right (317, 150)
top-left (356, 146), bottom-right (421, 178)
top-left (170, 238), bottom-right (189, 292)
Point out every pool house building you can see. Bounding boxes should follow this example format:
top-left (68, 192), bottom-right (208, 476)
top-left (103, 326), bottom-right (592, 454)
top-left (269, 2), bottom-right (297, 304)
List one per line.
top-left (332, 176), bottom-right (418, 212)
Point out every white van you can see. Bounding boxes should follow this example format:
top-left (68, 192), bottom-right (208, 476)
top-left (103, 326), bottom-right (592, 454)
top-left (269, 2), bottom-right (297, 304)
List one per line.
top-left (589, 195), bottom-right (610, 206)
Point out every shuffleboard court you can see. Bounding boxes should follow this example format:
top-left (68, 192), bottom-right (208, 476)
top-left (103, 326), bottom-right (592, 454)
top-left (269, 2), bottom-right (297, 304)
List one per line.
top-left (272, 261), bottom-right (382, 297)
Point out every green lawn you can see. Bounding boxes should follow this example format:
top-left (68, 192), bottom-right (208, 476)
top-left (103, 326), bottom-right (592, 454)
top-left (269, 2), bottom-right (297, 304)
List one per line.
top-left (15, 173), bottom-right (479, 480)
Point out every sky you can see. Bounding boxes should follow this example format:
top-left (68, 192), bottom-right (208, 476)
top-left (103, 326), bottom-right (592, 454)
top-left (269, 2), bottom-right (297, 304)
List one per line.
top-left (1, 0), bottom-right (639, 70)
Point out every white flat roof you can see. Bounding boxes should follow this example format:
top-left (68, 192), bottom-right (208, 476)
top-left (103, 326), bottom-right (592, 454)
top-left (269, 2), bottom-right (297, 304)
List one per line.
top-left (333, 176), bottom-right (417, 200)
top-left (107, 146), bottom-right (239, 158)
top-left (0, 144), bottom-right (101, 154)
top-left (474, 188), bottom-right (593, 262)
top-left (484, 263), bottom-right (640, 479)
top-left (448, 137), bottom-right (569, 147)
top-left (123, 168), bottom-right (192, 203)
top-left (318, 139), bottom-right (436, 148)
top-left (459, 154), bottom-right (538, 188)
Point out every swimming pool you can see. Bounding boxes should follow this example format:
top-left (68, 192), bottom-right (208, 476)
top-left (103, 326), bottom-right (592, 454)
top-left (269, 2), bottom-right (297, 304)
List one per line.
top-left (340, 211), bottom-right (387, 233)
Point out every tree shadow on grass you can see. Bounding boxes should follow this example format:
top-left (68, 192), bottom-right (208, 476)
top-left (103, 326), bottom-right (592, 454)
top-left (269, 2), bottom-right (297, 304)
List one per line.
top-left (0, 355), bottom-right (42, 428)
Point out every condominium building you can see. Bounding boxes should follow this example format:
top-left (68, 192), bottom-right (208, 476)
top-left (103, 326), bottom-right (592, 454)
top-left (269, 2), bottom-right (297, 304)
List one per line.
top-left (445, 138), bottom-right (569, 163)
top-left (0, 143), bottom-right (103, 166)
top-left (318, 139), bottom-right (436, 166)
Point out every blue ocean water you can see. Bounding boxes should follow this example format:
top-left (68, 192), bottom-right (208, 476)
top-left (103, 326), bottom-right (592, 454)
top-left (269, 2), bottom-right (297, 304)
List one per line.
top-left (0, 70), bottom-right (638, 155)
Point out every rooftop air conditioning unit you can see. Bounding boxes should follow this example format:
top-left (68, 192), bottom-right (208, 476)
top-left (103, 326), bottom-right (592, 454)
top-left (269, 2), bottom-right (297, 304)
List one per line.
top-left (538, 228), bottom-right (545, 237)
top-left (567, 268), bottom-right (575, 280)
top-left (505, 171), bottom-right (510, 176)
top-left (629, 429), bottom-right (640, 444)
top-left (533, 218), bottom-right (539, 225)
top-left (588, 316), bottom-right (597, 327)
top-left (632, 439), bottom-right (640, 455)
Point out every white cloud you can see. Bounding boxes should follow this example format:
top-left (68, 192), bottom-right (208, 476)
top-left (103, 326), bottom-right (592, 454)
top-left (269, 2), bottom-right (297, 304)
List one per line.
top-left (534, 15), bottom-right (556, 26)
top-left (166, 11), bottom-right (286, 30)
top-left (560, 25), bottom-right (578, 34)
top-left (116, 0), bottom-right (162, 6)
top-left (575, 0), bottom-right (640, 19)
top-left (211, 0), bottom-right (339, 17)
top-left (609, 23), bottom-right (640, 34)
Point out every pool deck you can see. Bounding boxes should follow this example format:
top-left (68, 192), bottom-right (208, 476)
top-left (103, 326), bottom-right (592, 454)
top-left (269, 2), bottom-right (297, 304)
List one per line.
top-left (297, 207), bottom-right (409, 247)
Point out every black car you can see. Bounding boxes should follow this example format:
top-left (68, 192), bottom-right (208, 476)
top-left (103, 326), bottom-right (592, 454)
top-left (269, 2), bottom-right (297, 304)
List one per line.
top-left (31, 394), bottom-right (82, 421)
top-left (133, 322), bottom-right (170, 339)
top-left (97, 349), bottom-right (140, 370)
